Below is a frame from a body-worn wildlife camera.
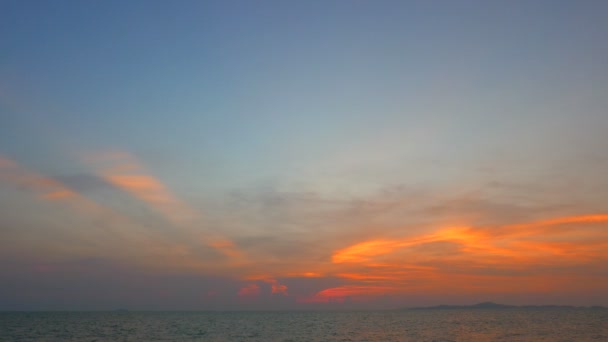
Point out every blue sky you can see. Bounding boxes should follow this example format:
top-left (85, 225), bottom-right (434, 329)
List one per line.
top-left (2, 0), bottom-right (608, 310)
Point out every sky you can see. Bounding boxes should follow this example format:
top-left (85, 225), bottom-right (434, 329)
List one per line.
top-left (1, 0), bottom-right (608, 310)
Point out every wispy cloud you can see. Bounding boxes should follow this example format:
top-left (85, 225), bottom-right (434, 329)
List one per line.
top-left (84, 151), bottom-right (199, 224)
top-left (4, 152), bottom-right (608, 306)
top-left (0, 154), bottom-right (152, 258)
top-left (0, 155), bottom-right (78, 203)
top-left (82, 150), bottom-right (247, 262)
top-left (0, 154), bottom-right (229, 273)
top-left (297, 285), bottom-right (398, 303)
top-left (321, 213), bottom-right (608, 300)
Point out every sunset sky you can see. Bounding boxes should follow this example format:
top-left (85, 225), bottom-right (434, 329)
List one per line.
top-left (2, 0), bottom-right (608, 310)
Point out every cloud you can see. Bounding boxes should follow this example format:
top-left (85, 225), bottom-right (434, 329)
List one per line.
top-left (177, 183), bottom-right (608, 304)
top-left (208, 239), bottom-right (243, 259)
top-left (265, 279), bottom-right (289, 295)
top-left (240, 275), bottom-right (288, 296)
top-left (297, 285), bottom-right (398, 303)
top-left (4, 151), bottom-right (608, 307)
top-left (237, 283), bottom-right (260, 298)
top-left (326, 212), bottom-right (608, 297)
top-left (333, 240), bottom-right (404, 263)
top-left (271, 282), bottom-right (288, 295)
top-left (83, 151), bottom-right (200, 224)
top-left (0, 155), bottom-right (78, 202)
top-left (0, 154), bottom-right (233, 274)
top-left (53, 174), bottom-right (115, 193)
top-left (82, 150), bottom-right (246, 261)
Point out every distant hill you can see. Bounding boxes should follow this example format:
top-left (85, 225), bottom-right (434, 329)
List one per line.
top-left (408, 301), bottom-right (606, 310)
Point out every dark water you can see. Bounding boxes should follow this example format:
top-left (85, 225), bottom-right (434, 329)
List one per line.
top-left (2, 309), bottom-right (607, 341)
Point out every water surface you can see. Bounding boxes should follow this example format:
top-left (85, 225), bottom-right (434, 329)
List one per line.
top-left (2, 309), bottom-right (607, 341)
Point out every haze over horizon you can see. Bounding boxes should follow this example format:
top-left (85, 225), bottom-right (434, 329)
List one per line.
top-left (2, 0), bottom-right (608, 310)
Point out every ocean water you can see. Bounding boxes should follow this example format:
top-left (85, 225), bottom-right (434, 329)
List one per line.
top-left (1, 309), bottom-right (607, 341)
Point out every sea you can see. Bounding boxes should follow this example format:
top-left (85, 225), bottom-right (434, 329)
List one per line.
top-left (1, 309), bottom-right (607, 341)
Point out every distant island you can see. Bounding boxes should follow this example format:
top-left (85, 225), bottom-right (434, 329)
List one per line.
top-left (408, 301), bottom-right (606, 310)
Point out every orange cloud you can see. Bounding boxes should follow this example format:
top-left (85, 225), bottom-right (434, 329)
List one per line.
top-left (237, 284), bottom-right (260, 297)
top-left (208, 239), bottom-right (243, 259)
top-left (85, 151), bottom-right (199, 224)
top-left (290, 272), bottom-right (323, 278)
top-left (337, 264), bottom-right (437, 282)
top-left (0, 156), bottom-right (78, 202)
top-left (6, 151), bottom-right (607, 302)
top-left (334, 213), bottom-right (608, 265)
top-left (297, 285), bottom-right (398, 303)
top-left (41, 189), bottom-right (75, 200)
top-left (508, 214), bottom-right (608, 230)
top-left (328, 213), bottom-right (608, 296)
top-left (332, 240), bottom-right (402, 263)
top-left (83, 150), bottom-right (246, 261)
top-left (268, 279), bottom-right (288, 295)
top-left (0, 154), bottom-right (230, 273)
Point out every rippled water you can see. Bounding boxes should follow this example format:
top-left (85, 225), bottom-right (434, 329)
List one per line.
top-left (2, 309), bottom-right (607, 341)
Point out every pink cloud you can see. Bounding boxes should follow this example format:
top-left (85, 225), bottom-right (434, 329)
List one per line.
top-left (237, 283), bottom-right (260, 297)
